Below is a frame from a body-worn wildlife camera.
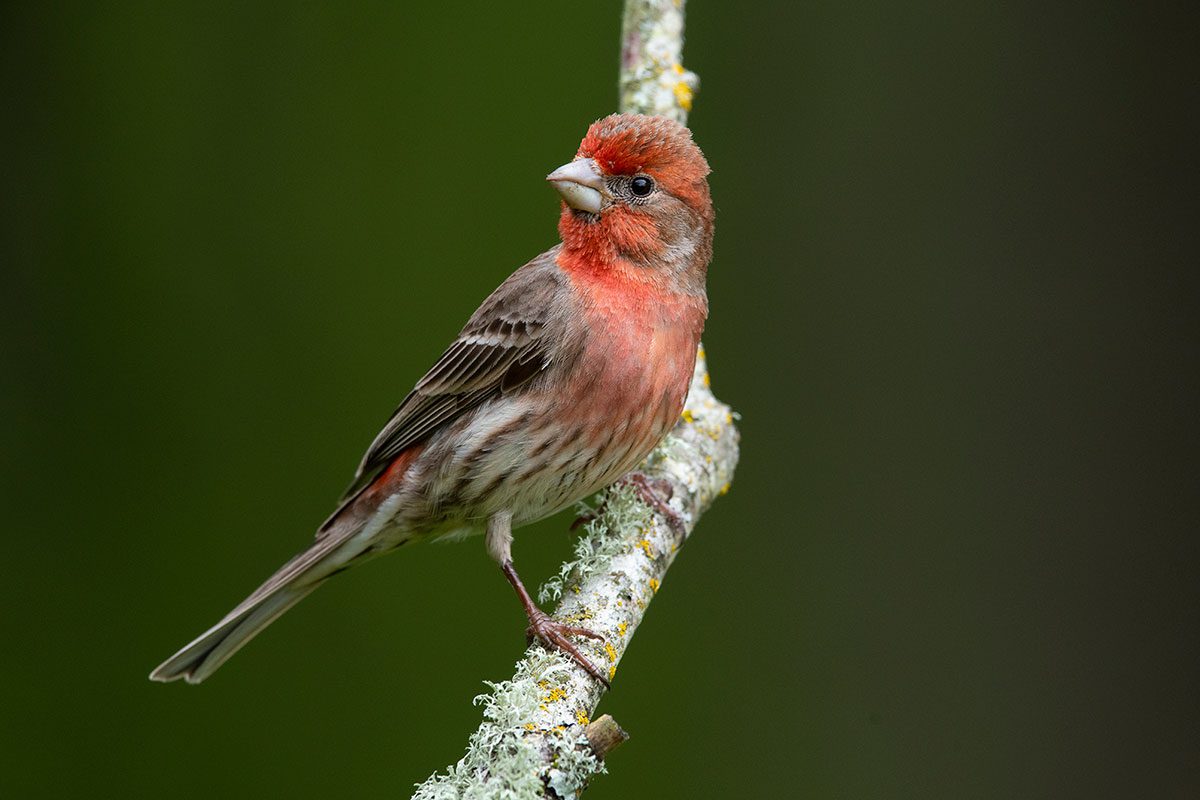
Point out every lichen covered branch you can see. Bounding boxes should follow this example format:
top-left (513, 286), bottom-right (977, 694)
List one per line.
top-left (413, 355), bottom-right (737, 799)
top-left (412, 2), bottom-right (738, 797)
top-left (621, 0), bottom-right (701, 124)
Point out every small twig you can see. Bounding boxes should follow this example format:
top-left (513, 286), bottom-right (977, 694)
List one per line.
top-left (583, 715), bottom-right (629, 760)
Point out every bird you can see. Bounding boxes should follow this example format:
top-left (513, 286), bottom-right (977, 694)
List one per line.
top-left (150, 113), bottom-right (714, 686)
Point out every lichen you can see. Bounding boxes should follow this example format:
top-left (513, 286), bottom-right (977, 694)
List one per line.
top-left (538, 484), bottom-right (652, 605)
top-left (411, 654), bottom-right (603, 800)
top-left (620, 0), bottom-right (700, 123)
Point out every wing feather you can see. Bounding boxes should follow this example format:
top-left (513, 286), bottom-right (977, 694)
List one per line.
top-left (332, 250), bottom-right (568, 507)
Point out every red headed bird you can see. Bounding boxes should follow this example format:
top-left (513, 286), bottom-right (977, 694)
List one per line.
top-left (150, 113), bottom-right (714, 685)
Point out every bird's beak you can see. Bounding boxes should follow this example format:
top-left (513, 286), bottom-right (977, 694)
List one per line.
top-left (546, 158), bottom-right (608, 213)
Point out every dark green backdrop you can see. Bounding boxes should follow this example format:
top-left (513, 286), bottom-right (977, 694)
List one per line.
top-left (2, 2), bottom-right (1195, 798)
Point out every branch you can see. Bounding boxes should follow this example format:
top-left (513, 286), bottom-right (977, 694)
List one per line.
top-left (620, 0), bottom-right (701, 125)
top-left (412, 3), bottom-right (737, 797)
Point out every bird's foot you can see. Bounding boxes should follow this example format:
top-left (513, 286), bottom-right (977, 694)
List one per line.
top-left (619, 472), bottom-right (687, 539)
top-left (526, 608), bottom-right (610, 688)
top-left (569, 508), bottom-right (598, 532)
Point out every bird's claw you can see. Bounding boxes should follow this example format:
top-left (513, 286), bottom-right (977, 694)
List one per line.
top-left (619, 472), bottom-right (687, 538)
top-left (526, 609), bottom-right (610, 688)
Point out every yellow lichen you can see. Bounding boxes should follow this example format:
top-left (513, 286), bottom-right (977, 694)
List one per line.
top-left (681, 409), bottom-right (694, 423)
top-left (524, 722), bottom-right (536, 731)
top-left (617, 621), bottom-right (628, 637)
top-left (575, 709), bottom-right (590, 726)
top-left (676, 81), bottom-right (696, 112)
top-left (638, 538), bottom-right (654, 558)
top-left (702, 371), bottom-right (711, 387)
top-left (543, 687), bottom-right (567, 704)
top-left (720, 482), bottom-right (731, 496)
top-left (604, 641), bottom-right (618, 663)
top-left (608, 665), bottom-right (617, 680)
top-left (649, 578), bottom-right (660, 594)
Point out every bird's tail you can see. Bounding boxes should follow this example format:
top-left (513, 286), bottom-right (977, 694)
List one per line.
top-left (149, 527), bottom-right (370, 684)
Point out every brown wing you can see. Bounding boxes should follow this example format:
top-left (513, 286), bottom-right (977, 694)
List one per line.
top-left (333, 249), bottom-right (567, 507)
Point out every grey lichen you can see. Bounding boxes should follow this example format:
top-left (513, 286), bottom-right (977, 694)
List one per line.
top-left (412, 654), bottom-right (603, 800)
top-left (538, 484), bottom-right (651, 605)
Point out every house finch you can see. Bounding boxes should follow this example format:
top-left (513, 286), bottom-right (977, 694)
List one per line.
top-left (150, 113), bottom-right (714, 686)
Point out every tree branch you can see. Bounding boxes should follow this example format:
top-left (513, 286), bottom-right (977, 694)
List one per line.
top-left (412, 3), bottom-right (737, 797)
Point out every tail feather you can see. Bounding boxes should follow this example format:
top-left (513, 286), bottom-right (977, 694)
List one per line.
top-left (149, 586), bottom-right (317, 683)
top-left (149, 529), bottom-right (369, 684)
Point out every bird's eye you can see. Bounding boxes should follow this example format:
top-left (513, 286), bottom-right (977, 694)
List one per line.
top-left (630, 175), bottom-right (655, 197)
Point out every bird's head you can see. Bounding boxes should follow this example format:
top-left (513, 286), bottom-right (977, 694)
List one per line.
top-left (548, 114), bottom-right (713, 285)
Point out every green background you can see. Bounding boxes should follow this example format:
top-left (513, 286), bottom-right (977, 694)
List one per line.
top-left (2, 2), bottom-right (1194, 797)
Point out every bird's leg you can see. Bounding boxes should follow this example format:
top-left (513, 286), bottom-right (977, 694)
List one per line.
top-left (500, 561), bottom-right (611, 688)
top-left (569, 511), bottom-right (595, 532)
top-left (486, 512), bottom-right (610, 688)
top-left (618, 472), bottom-right (687, 539)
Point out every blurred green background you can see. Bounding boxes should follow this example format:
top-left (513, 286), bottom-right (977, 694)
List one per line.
top-left (2, 1), bottom-right (1195, 797)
